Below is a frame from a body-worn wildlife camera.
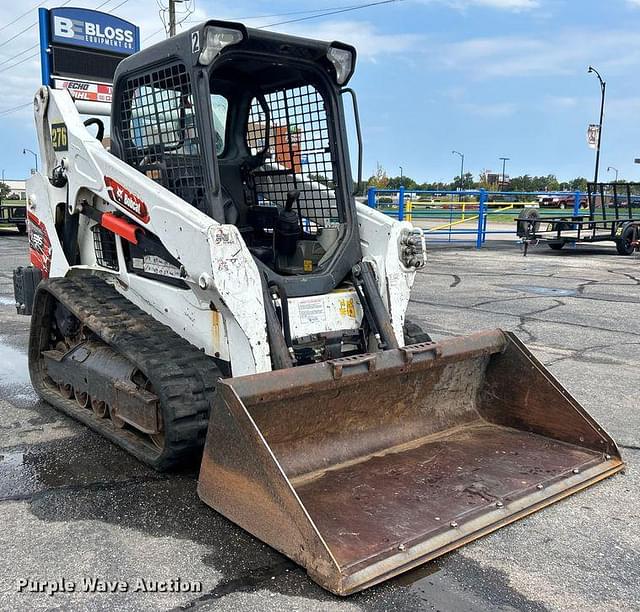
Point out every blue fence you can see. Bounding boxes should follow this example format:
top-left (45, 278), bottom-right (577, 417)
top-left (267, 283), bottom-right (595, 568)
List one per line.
top-left (366, 187), bottom-right (586, 248)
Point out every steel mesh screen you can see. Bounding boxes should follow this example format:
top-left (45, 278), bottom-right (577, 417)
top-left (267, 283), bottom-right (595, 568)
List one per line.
top-left (248, 85), bottom-right (340, 231)
top-left (92, 225), bottom-right (119, 271)
top-left (119, 63), bottom-right (207, 213)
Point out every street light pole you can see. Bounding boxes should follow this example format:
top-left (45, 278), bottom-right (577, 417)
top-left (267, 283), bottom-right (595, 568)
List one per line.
top-left (452, 150), bottom-right (464, 190)
top-left (607, 166), bottom-right (618, 182)
top-left (499, 157), bottom-right (510, 191)
top-left (588, 66), bottom-right (606, 185)
top-left (399, 166), bottom-right (403, 185)
top-left (22, 148), bottom-right (38, 172)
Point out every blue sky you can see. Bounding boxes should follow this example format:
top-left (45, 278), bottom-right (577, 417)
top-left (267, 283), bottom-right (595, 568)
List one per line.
top-left (1, 0), bottom-right (640, 183)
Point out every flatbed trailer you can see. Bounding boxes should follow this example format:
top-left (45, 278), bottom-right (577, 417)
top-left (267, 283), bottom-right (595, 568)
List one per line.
top-left (517, 182), bottom-right (640, 256)
top-left (0, 201), bottom-right (27, 234)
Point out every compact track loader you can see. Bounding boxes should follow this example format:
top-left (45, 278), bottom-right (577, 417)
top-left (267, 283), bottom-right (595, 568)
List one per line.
top-left (14, 20), bottom-right (623, 596)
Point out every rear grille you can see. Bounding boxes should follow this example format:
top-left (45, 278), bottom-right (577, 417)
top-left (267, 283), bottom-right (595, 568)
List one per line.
top-left (93, 225), bottom-right (119, 271)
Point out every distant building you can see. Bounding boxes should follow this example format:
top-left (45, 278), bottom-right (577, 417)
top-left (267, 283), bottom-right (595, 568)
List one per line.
top-left (3, 179), bottom-right (26, 200)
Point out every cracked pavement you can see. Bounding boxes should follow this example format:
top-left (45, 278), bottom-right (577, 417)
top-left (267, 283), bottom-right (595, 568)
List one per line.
top-left (1, 232), bottom-right (639, 611)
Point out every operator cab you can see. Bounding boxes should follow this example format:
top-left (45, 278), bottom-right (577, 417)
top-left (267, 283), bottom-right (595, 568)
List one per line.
top-left (111, 21), bottom-right (361, 296)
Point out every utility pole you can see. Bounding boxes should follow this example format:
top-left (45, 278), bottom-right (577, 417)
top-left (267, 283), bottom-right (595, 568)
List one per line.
top-left (588, 66), bottom-right (606, 185)
top-left (399, 166), bottom-right (403, 185)
top-left (452, 151), bottom-right (464, 190)
top-left (499, 157), bottom-right (510, 191)
top-left (168, 0), bottom-right (184, 37)
top-left (0, 169), bottom-right (4, 210)
top-left (169, 0), bottom-right (176, 37)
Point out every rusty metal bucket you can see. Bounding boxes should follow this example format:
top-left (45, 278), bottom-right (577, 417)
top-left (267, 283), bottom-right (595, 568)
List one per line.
top-left (197, 330), bottom-right (623, 595)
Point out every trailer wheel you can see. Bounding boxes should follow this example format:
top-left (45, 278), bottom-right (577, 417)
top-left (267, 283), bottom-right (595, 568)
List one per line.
top-left (548, 243), bottom-right (564, 250)
top-left (616, 225), bottom-right (636, 256)
top-left (17, 224), bottom-right (26, 235)
top-left (516, 208), bottom-right (540, 238)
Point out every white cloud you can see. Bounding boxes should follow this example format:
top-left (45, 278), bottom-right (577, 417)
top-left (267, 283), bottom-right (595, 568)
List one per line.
top-left (445, 0), bottom-right (539, 9)
top-left (271, 19), bottom-right (422, 60)
top-left (428, 29), bottom-right (640, 78)
top-left (546, 96), bottom-right (579, 109)
top-left (417, 0), bottom-right (539, 11)
top-left (460, 101), bottom-right (517, 116)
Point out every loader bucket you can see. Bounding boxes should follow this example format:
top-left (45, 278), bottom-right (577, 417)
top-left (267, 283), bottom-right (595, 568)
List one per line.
top-left (197, 330), bottom-right (623, 595)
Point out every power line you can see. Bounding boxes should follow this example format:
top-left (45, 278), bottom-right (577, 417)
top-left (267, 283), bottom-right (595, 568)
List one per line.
top-left (259, 0), bottom-right (407, 28)
top-left (145, 0), bottom-right (406, 44)
top-left (0, 51), bottom-right (39, 74)
top-left (0, 0), bottom-right (126, 50)
top-left (0, 0), bottom-right (73, 49)
top-left (0, 0), bottom-right (405, 110)
top-left (0, 44), bottom-right (38, 68)
top-left (0, 102), bottom-right (32, 117)
top-left (0, 0), bottom-right (129, 67)
top-left (0, 0), bottom-right (48, 34)
top-left (183, 4), bottom-right (381, 24)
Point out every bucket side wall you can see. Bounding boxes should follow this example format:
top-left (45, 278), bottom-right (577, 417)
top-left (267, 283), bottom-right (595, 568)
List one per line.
top-left (478, 333), bottom-right (619, 456)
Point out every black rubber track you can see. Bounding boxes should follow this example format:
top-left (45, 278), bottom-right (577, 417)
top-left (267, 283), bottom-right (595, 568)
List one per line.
top-left (29, 274), bottom-right (221, 471)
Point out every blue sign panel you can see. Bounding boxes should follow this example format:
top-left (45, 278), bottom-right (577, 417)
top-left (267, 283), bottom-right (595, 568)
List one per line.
top-left (49, 7), bottom-right (139, 54)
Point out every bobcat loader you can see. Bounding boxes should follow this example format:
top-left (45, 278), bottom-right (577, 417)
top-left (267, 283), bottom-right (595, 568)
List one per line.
top-left (14, 20), bottom-right (623, 596)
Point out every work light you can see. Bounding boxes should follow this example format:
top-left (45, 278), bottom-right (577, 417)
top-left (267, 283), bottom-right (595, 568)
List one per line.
top-left (327, 46), bottom-right (354, 85)
top-left (199, 26), bottom-right (243, 65)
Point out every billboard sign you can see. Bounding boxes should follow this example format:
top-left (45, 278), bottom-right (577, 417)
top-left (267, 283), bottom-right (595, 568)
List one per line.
top-left (52, 78), bottom-right (113, 103)
top-left (39, 7), bottom-right (140, 104)
top-left (50, 7), bottom-right (139, 54)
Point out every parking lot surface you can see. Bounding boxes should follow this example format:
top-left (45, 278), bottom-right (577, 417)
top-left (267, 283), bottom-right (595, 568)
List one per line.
top-left (0, 231), bottom-right (638, 611)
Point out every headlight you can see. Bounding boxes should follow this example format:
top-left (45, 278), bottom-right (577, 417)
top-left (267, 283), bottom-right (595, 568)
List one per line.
top-left (199, 26), bottom-right (243, 65)
top-left (327, 46), bottom-right (354, 85)
top-left (400, 228), bottom-right (426, 269)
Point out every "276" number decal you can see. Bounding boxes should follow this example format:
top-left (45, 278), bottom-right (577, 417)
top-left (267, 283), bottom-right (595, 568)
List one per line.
top-left (51, 123), bottom-right (68, 152)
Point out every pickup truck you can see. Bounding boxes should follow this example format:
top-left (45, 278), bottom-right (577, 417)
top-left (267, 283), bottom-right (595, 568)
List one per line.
top-left (536, 194), bottom-right (587, 209)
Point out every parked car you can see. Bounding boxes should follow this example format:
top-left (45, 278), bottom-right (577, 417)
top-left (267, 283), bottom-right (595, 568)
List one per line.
top-left (536, 194), bottom-right (587, 209)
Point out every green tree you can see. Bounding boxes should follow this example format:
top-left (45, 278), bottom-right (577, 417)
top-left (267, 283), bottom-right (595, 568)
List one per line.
top-left (569, 177), bottom-right (588, 192)
top-left (452, 172), bottom-right (474, 190)
top-left (0, 181), bottom-right (9, 201)
top-left (386, 175), bottom-right (418, 190)
top-left (366, 162), bottom-right (389, 189)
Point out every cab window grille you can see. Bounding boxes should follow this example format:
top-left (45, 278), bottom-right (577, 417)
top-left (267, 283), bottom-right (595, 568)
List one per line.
top-left (247, 85), bottom-right (340, 233)
top-left (119, 63), bottom-right (207, 214)
top-left (92, 225), bottom-right (119, 271)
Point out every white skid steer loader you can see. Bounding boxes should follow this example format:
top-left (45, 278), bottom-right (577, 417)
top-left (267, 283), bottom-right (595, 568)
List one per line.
top-left (14, 20), bottom-right (623, 596)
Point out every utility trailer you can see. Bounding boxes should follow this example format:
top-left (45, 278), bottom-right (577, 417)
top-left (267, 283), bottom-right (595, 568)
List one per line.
top-left (0, 200), bottom-right (27, 234)
top-left (517, 182), bottom-right (640, 255)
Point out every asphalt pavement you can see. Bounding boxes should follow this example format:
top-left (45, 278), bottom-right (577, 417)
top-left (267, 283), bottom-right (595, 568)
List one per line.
top-left (0, 229), bottom-right (638, 611)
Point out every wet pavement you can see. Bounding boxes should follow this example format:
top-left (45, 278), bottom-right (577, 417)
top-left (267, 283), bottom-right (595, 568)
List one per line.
top-left (0, 229), bottom-right (638, 611)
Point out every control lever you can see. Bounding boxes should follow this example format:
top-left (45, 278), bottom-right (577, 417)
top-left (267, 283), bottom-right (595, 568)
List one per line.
top-left (285, 189), bottom-right (300, 212)
top-left (274, 189), bottom-right (302, 257)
